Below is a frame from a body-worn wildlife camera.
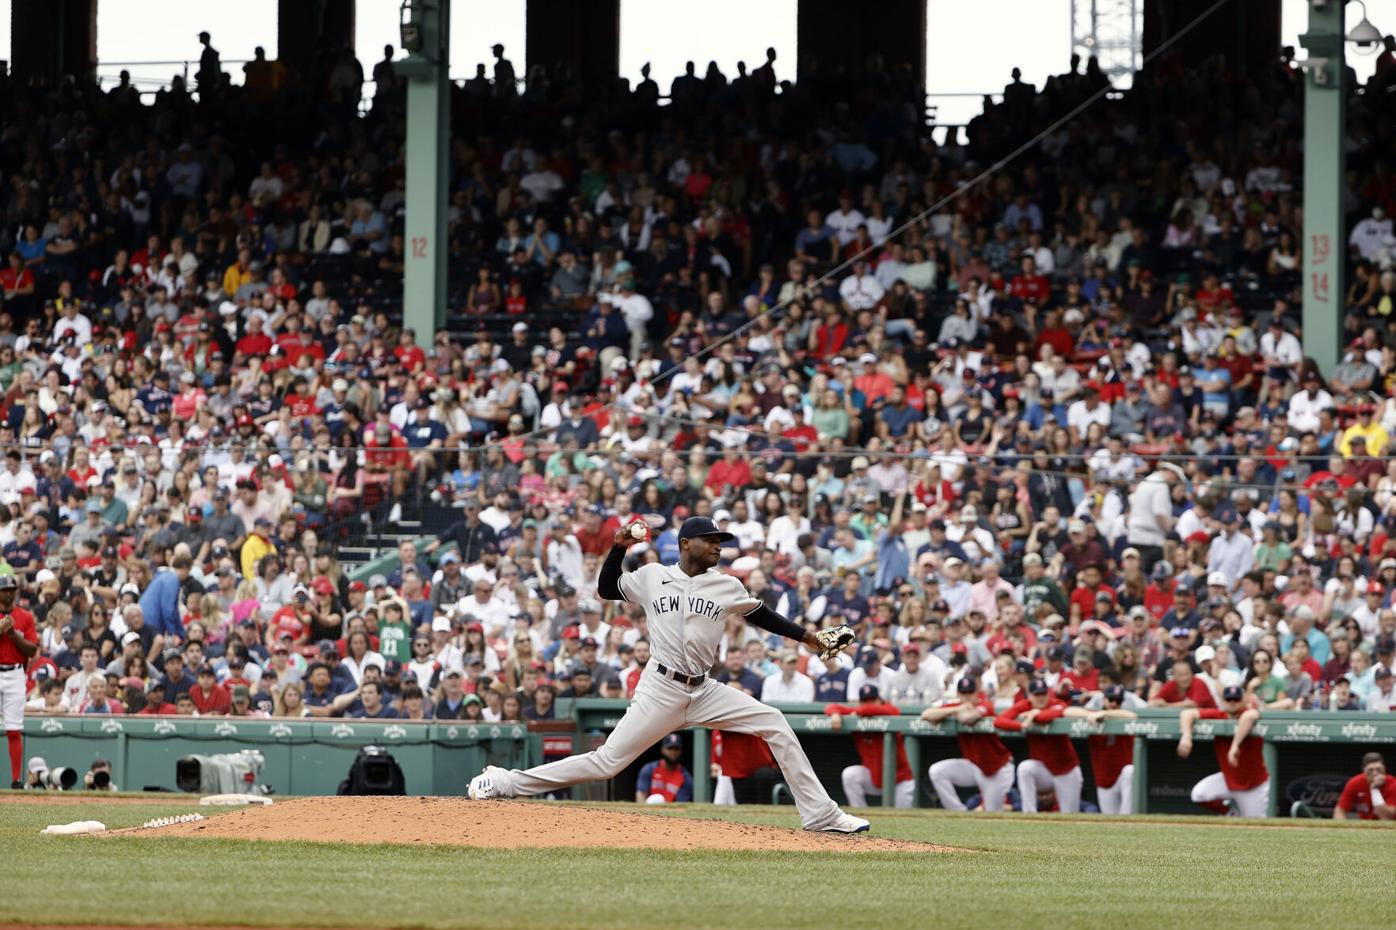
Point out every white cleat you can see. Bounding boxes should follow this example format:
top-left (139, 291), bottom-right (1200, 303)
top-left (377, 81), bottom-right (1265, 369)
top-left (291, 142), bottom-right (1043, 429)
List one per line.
top-left (467, 765), bottom-right (507, 800)
top-left (812, 812), bottom-right (871, 834)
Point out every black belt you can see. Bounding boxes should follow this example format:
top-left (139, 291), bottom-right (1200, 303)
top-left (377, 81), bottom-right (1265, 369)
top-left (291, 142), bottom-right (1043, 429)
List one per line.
top-left (0, 664), bottom-right (22, 672)
top-left (655, 662), bottom-right (705, 687)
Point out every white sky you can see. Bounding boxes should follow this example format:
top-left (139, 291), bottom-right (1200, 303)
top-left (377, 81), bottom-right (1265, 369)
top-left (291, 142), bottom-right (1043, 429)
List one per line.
top-left (0, 1), bottom-right (1386, 114)
top-left (619, 0), bottom-right (797, 90)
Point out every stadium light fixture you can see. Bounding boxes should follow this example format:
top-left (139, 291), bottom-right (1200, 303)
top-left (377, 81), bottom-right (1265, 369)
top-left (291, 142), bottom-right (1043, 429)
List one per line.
top-left (1347, 1), bottom-right (1383, 54)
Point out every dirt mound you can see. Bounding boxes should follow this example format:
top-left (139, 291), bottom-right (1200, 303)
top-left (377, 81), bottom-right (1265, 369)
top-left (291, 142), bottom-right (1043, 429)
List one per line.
top-left (120, 797), bottom-right (956, 853)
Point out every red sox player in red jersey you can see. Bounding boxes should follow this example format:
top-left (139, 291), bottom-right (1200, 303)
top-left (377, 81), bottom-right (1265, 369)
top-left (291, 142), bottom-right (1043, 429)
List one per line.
top-left (0, 575), bottom-right (39, 788)
top-left (825, 684), bottom-right (915, 808)
top-left (710, 729), bottom-right (778, 805)
top-left (1333, 752), bottom-right (1396, 820)
top-left (1080, 683), bottom-right (1141, 814)
top-left (1177, 684), bottom-right (1268, 817)
top-left (995, 677), bottom-right (1083, 813)
top-left (923, 676), bottom-right (1016, 811)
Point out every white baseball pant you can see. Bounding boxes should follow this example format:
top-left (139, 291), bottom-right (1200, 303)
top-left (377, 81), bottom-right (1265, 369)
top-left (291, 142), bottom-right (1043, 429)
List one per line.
top-left (1096, 764), bottom-right (1135, 815)
top-left (713, 775), bottom-right (735, 805)
top-left (0, 668), bottom-right (25, 731)
top-left (494, 663), bottom-right (843, 829)
top-left (1191, 772), bottom-right (1270, 818)
top-left (1017, 760), bottom-right (1083, 813)
top-left (840, 764), bottom-right (914, 808)
top-left (929, 758), bottom-right (1015, 812)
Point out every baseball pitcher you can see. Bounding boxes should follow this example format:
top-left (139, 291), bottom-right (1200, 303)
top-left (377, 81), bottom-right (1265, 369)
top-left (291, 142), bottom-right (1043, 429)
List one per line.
top-left (469, 516), bottom-right (869, 833)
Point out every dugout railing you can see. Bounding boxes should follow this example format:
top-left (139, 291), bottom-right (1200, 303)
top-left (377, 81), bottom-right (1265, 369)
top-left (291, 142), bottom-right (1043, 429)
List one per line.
top-left (572, 701), bottom-right (1396, 817)
top-left (20, 704), bottom-right (1387, 815)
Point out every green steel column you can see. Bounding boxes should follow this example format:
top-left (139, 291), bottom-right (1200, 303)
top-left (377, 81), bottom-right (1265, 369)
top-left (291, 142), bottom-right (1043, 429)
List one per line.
top-left (882, 732), bottom-right (897, 808)
top-left (904, 735), bottom-right (921, 808)
top-left (400, 0), bottom-right (451, 348)
top-left (692, 727), bottom-right (710, 803)
top-left (1300, 0), bottom-right (1346, 375)
top-left (1263, 741), bottom-right (1280, 817)
top-left (1131, 735), bottom-right (1148, 814)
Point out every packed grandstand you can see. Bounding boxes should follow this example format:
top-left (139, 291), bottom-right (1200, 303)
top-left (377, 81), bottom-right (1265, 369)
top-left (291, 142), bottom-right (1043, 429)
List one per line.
top-left (3, 37), bottom-right (1396, 792)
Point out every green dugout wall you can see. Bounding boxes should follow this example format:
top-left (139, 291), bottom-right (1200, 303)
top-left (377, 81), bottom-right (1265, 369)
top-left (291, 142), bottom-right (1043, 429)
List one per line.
top-left (21, 705), bottom-right (1387, 816)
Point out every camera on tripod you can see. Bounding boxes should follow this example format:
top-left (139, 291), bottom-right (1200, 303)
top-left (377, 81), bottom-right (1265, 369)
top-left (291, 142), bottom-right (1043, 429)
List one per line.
top-left (176, 750), bottom-right (268, 795)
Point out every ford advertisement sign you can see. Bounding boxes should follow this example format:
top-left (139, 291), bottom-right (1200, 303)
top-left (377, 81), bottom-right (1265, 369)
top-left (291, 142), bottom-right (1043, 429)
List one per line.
top-left (1284, 773), bottom-right (1348, 815)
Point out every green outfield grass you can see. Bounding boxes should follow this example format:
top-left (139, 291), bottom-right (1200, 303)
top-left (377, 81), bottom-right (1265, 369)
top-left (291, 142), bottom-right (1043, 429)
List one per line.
top-left (3, 797), bottom-right (1394, 930)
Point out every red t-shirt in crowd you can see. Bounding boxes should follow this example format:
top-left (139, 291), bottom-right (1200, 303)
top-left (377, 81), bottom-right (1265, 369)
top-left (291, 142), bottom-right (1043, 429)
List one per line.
top-left (236, 333), bottom-right (273, 358)
top-left (1061, 667), bottom-right (1100, 693)
top-left (1156, 677), bottom-right (1216, 708)
top-left (394, 344), bottom-right (427, 372)
top-left (286, 394), bottom-right (319, 418)
top-left (365, 431), bottom-right (411, 470)
top-left (272, 607), bottom-right (306, 643)
top-left (705, 458), bottom-right (752, 493)
top-left (1070, 584), bottom-right (1115, 620)
top-left (1009, 272), bottom-right (1050, 304)
top-left (190, 682), bottom-right (232, 715)
top-left (0, 266), bottom-right (35, 295)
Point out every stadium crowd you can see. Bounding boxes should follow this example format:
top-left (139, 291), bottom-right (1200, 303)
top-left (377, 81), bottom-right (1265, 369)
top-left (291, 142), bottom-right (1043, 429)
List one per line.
top-left (4, 31), bottom-right (1396, 800)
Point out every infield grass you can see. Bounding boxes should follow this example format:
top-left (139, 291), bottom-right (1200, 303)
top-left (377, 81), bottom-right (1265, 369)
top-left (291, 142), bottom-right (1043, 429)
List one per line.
top-left (2, 796), bottom-right (1393, 930)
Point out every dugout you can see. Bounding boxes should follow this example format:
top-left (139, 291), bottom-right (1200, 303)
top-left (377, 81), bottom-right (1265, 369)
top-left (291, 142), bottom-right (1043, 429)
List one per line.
top-left (19, 706), bottom-right (1396, 816)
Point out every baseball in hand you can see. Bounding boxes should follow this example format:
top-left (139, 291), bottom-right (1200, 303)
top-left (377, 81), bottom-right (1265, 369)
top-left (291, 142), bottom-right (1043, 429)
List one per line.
top-left (630, 522), bottom-right (648, 540)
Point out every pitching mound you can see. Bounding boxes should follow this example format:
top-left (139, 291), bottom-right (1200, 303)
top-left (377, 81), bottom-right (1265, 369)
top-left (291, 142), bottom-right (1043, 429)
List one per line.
top-left (121, 796), bottom-right (956, 853)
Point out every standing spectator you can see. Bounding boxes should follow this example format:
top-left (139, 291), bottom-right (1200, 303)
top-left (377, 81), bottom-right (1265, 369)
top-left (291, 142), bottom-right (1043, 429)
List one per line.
top-left (760, 651), bottom-right (814, 703)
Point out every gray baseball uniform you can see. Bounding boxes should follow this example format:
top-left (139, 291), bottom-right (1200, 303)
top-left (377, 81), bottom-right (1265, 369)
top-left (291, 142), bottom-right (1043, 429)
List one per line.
top-left (489, 561), bottom-right (843, 829)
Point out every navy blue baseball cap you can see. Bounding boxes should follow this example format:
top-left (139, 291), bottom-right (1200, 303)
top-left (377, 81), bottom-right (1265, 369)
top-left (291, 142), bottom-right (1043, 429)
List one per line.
top-left (858, 684), bottom-right (880, 701)
top-left (1103, 684), bottom-right (1125, 703)
top-left (956, 677), bottom-right (977, 694)
top-left (677, 516), bottom-right (735, 543)
top-left (1028, 678), bottom-right (1049, 695)
top-left (661, 733), bottom-right (683, 749)
top-left (1221, 684), bottom-right (1245, 701)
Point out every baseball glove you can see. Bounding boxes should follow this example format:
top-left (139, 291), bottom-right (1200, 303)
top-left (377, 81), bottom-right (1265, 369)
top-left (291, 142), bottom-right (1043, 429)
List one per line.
top-left (814, 625), bottom-right (855, 659)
